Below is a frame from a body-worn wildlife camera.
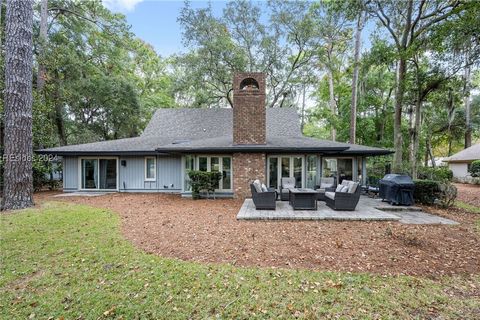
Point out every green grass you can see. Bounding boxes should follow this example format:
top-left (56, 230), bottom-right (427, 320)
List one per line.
top-left (456, 200), bottom-right (480, 214)
top-left (1, 202), bottom-right (479, 319)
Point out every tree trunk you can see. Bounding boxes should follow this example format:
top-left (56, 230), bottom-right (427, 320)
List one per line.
top-left (349, 10), bottom-right (365, 144)
top-left (2, 0), bottom-right (34, 210)
top-left (392, 57), bottom-right (406, 173)
top-left (53, 70), bottom-right (67, 145)
top-left (0, 0), bottom-right (3, 49)
top-left (463, 51), bottom-right (472, 149)
top-left (300, 83), bottom-right (306, 132)
top-left (37, 0), bottom-right (47, 90)
top-left (327, 68), bottom-right (336, 141)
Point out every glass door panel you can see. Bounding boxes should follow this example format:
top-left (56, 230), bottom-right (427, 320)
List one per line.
top-left (211, 157), bottom-right (220, 189)
top-left (268, 157), bottom-right (278, 189)
top-left (306, 155), bottom-right (317, 189)
top-left (281, 157), bottom-right (290, 178)
top-left (337, 159), bottom-right (353, 183)
top-left (82, 159), bottom-right (98, 189)
top-left (293, 157), bottom-right (302, 187)
top-left (99, 159), bottom-right (117, 189)
top-left (198, 157), bottom-right (208, 171)
top-left (184, 155), bottom-right (195, 191)
top-left (222, 157), bottom-right (231, 190)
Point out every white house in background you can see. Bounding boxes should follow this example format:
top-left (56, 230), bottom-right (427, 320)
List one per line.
top-left (443, 143), bottom-right (480, 178)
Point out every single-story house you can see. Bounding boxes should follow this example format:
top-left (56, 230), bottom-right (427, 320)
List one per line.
top-left (443, 143), bottom-right (480, 178)
top-left (37, 72), bottom-right (391, 198)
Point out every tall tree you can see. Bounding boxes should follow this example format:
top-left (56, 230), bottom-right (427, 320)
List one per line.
top-left (37, 0), bottom-right (47, 90)
top-left (2, 0), bottom-right (34, 210)
top-left (349, 9), bottom-right (366, 144)
top-left (368, 0), bottom-right (467, 172)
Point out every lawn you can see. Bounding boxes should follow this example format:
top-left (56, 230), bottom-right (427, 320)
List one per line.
top-left (1, 202), bottom-right (479, 319)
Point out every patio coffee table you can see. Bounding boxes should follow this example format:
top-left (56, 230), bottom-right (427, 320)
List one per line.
top-left (288, 188), bottom-right (318, 210)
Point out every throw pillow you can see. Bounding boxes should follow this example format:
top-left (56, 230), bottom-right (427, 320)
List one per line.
top-left (335, 185), bottom-right (343, 192)
top-left (341, 185), bottom-right (349, 192)
top-left (253, 179), bottom-right (263, 193)
top-left (261, 183), bottom-right (268, 192)
top-left (348, 181), bottom-right (358, 193)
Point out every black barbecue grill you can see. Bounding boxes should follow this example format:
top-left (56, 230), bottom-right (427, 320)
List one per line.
top-left (379, 174), bottom-right (415, 206)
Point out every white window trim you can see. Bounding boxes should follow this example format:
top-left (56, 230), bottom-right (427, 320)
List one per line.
top-left (144, 156), bottom-right (156, 181)
top-left (77, 156), bottom-right (119, 191)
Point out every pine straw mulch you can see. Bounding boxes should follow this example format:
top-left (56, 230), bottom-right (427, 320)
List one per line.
top-left (454, 183), bottom-right (480, 207)
top-left (35, 191), bottom-right (480, 278)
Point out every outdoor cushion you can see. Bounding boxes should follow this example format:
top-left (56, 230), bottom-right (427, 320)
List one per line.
top-left (261, 183), bottom-right (268, 192)
top-left (341, 185), bottom-right (349, 192)
top-left (341, 180), bottom-right (350, 186)
top-left (335, 185), bottom-right (343, 192)
top-left (325, 191), bottom-right (335, 200)
top-left (253, 179), bottom-right (263, 193)
top-left (281, 177), bottom-right (296, 189)
top-left (348, 182), bottom-right (359, 194)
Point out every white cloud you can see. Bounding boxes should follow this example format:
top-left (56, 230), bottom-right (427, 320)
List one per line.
top-left (103, 0), bottom-right (144, 12)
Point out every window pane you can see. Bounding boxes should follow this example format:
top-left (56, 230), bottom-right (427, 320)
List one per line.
top-left (357, 157), bottom-right (363, 183)
top-left (199, 157), bottom-right (208, 172)
top-left (211, 157), bottom-right (220, 189)
top-left (146, 158), bottom-right (155, 179)
top-left (306, 155), bottom-right (317, 189)
top-left (99, 159), bottom-right (117, 189)
top-left (222, 157), bottom-right (231, 190)
top-left (82, 159), bottom-right (98, 189)
top-left (293, 157), bottom-right (302, 188)
top-left (268, 157), bottom-right (278, 189)
top-left (281, 157), bottom-right (290, 178)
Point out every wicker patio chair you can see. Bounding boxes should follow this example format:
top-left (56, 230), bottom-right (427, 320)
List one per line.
top-left (324, 181), bottom-right (361, 211)
top-left (250, 184), bottom-right (277, 210)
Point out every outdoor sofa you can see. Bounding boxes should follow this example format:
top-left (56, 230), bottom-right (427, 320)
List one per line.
top-left (314, 177), bottom-right (335, 200)
top-left (250, 180), bottom-right (277, 210)
top-left (324, 180), bottom-right (361, 210)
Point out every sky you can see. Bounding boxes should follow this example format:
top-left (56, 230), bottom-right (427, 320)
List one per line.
top-left (104, 0), bottom-right (230, 57)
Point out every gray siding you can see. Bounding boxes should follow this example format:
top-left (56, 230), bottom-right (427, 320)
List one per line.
top-left (118, 155), bottom-right (181, 192)
top-left (63, 156), bottom-right (78, 191)
top-left (62, 155), bottom-right (182, 193)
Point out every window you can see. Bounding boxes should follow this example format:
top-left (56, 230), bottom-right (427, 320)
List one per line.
top-left (80, 158), bottom-right (117, 190)
top-left (145, 157), bottom-right (156, 181)
top-left (184, 155), bottom-right (195, 191)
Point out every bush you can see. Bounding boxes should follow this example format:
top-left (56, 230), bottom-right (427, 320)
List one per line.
top-left (437, 182), bottom-right (457, 208)
top-left (187, 170), bottom-right (222, 200)
top-left (469, 160), bottom-right (480, 177)
top-left (418, 166), bottom-right (453, 182)
top-left (414, 180), bottom-right (439, 205)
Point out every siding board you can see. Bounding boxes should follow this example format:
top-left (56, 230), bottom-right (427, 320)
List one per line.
top-left (63, 156), bottom-right (78, 190)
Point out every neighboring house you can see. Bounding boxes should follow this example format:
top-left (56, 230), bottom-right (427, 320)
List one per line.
top-left (443, 143), bottom-right (480, 178)
top-left (37, 73), bottom-right (391, 198)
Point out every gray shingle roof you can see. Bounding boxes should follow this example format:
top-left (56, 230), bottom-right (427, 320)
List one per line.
top-left (37, 108), bottom-right (391, 155)
top-left (444, 143), bottom-right (480, 162)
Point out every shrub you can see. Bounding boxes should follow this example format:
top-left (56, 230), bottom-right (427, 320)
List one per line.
top-left (413, 180), bottom-right (439, 205)
top-left (418, 166), bottom-right (453, 182)
top-left (437, 182), bottom-right (457, 208)
top-left (187, 170), bottom-right (222, 200)
top-left (469, 160), bottom-right (480, 177)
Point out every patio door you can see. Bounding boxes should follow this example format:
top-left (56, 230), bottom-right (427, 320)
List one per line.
top-left (268, 156), bottom-right (304, 189)
top-left (80, 158), bottom-right (118, 190)
top-left (196, 156), bottom-right (232, 191)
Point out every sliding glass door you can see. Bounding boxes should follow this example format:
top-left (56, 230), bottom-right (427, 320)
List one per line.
top-left (81, 158), bottom-right (118, 190)
top-left (322, 158), bottom-right (353, 184)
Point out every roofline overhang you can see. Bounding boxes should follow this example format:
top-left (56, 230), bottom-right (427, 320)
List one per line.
top-left (153, 146), bottom-right (393, 154)
top-left (35, 150), bottom-right (169, 156)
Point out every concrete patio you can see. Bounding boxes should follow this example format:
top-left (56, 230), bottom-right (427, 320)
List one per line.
top-left (237, 196), bottom-right (459, 225)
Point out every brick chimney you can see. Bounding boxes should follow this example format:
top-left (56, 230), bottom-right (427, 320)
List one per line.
top-left (233, 72), bottom-right (266, 145)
